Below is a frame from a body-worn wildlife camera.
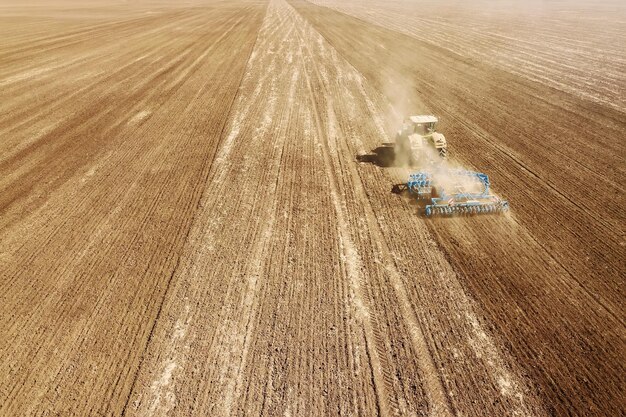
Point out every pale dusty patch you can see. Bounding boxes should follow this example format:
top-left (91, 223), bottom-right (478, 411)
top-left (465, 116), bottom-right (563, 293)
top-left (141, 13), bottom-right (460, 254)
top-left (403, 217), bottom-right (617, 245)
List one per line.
top-left (139, 305), bottom-right (191, 417)
top-left (146, 361), bottom-right (177, 415)
top-left (466, 312), bottom-right (530, 414)
top-left (79, 150), bottom-right (113, 185)
top-left (75, 70), bottom-right (105, 82)
top-left (0, 67), bottom-right (51, 86)
top-left (128, 110), bottom-right (151, 125)
top-left (133, 54), bottom-right (150, 63)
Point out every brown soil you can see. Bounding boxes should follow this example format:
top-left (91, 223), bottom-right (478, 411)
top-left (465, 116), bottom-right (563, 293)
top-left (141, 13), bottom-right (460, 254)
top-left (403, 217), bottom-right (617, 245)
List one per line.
top-left (0, 0), bottom-right (624, 416)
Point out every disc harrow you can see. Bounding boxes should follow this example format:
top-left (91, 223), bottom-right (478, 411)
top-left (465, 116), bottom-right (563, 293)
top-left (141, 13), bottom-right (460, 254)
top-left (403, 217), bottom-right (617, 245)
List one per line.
top-left (405, 170), bottom-right (509, 216)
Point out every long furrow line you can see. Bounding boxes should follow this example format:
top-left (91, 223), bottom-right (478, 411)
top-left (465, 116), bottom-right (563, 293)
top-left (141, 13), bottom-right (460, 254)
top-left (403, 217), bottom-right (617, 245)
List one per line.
top-left (264, 89), bottom-right (376, 415)
top-left (0, 6), bottom-right (251, 244)
top-left (309, 0), bottom-right (626, 113)
top-left (0, 6), bottom-right (246, 163)
top-left (216, 4), bottom-right (385, 415)
top-left (301, 41), bottom-right (454, 417)
top-left (217, 37), bottom-right (294, 417)
top-left (289, 2), bottom-right (446, 414)
top-left (128, 3), bottom-right (382, 415)
top-left (119, 3), bottom-right (323, 414)
top-left (203, 8), bottom-right (361, 414)
top-left (306, 86), bottom-right (398, 416)
top-left (0, 10), bottom-right (211, 128)
top-left (289, 2), bottom-right (626, 414)
top-left (191, 14), bottom-right (294, 414)
top-left (0, 3), bottom-right (266, 414)
top-left (289, 1), bottom-right (550, 415)
top-left (292, 0), bottom-right (625, 316)
top-left (295, 46), bottom-right (394, 417)
top-left (0, 8), bottom-right (188, 63)
top-left (120, 9), bottom-right (278, 413)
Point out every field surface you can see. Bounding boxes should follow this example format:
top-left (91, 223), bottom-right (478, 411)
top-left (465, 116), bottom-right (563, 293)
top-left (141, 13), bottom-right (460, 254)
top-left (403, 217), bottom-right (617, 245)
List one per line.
top-left (0, 0), bottom-right (624, 416)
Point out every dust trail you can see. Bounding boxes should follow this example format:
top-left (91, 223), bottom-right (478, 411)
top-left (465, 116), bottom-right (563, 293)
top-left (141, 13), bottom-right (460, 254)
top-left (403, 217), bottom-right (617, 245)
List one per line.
top-left (398, 143), bottom-right (489, 197)
top-left (380, 76), bottom-right (428, 135)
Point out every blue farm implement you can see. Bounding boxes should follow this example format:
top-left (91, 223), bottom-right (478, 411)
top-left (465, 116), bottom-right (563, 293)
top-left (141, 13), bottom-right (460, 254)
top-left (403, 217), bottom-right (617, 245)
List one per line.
top-left (398, 169), bottom-right (509, 216)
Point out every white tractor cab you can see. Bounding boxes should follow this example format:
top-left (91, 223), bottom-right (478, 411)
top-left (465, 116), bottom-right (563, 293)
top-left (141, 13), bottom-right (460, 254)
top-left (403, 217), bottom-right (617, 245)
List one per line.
top-left (395, 115), bottom-right (447, 164)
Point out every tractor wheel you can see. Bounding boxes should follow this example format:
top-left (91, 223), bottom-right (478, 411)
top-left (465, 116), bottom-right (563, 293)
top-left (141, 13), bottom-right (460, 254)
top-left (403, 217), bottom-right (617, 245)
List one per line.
top-left (377, 146), bottom-right (395, 167)
top-left (439, 147), bottom-right (447, 159)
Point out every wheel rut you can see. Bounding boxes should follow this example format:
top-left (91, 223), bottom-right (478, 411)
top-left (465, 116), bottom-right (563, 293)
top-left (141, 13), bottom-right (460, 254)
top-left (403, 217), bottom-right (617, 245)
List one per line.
top-left (289, 1), bottom-right (452, 415)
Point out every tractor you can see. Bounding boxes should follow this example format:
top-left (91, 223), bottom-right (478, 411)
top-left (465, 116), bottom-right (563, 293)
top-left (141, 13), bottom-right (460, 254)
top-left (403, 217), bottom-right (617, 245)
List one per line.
top-left (391, 115), bottom-right (447, 166)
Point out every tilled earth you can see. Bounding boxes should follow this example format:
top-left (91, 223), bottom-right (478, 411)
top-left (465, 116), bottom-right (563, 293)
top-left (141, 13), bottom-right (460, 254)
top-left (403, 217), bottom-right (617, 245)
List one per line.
top-left (0, 0), bottom-right (624, 416)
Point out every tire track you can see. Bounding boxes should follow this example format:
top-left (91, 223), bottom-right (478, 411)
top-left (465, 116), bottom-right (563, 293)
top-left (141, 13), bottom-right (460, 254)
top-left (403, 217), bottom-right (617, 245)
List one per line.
top-left (288, 2), bottom-right (452, 415)
top-left (289, 1), bottom-right (548, 415)
top-left (296, 39), bottom-right (394, 417)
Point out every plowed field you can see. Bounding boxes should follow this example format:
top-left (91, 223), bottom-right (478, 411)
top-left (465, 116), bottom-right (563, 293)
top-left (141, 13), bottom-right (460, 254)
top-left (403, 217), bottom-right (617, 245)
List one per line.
top-left (1, 0), bottom-right (624, 416)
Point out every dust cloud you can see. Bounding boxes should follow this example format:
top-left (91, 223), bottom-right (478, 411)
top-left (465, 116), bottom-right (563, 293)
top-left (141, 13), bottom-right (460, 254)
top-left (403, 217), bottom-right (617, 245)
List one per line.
top-left (379, 75), bottom-right (505, 205)
top-left (396, 140), bottom-right (486, 197)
